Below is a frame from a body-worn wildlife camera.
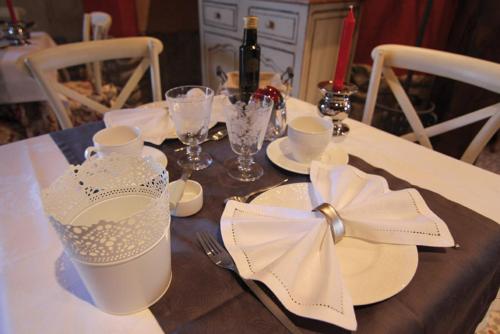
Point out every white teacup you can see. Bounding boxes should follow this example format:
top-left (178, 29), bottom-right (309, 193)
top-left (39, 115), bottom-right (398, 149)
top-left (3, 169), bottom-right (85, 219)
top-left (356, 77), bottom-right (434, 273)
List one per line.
top-left (84, 126), bottom-right (143, 159)
top-left (287, 116), bottom-right (333, 163)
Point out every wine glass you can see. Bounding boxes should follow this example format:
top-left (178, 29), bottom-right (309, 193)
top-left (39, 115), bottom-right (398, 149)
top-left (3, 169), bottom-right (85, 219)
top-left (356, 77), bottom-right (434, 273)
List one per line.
top-left (224, 93), bottom-right (273, 182)
top-left (166, 86), bottom-right (214, 170)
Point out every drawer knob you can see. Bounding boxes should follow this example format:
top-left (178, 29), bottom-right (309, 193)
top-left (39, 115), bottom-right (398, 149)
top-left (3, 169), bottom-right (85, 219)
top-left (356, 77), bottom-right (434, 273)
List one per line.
top-left (214, 12), bottom-right (221, 20)
top-left (266, 20), bottom-right (275, 30)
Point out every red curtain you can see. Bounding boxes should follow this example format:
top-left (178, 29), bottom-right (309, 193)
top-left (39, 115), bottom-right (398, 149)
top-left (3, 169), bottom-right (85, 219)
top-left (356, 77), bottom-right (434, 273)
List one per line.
top-left (82, 0), bottom-right (139, 37)
top-left (355, 0), bottom-right (458, 64)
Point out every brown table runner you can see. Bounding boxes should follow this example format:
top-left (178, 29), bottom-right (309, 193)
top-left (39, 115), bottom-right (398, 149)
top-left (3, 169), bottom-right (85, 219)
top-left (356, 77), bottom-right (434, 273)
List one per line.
top-left (50, 123), bottom-right (500, 334)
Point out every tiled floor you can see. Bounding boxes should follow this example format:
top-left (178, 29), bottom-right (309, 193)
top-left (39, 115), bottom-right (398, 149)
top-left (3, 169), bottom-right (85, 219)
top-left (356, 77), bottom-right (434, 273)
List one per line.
top-left (476, 136), bottom-right (500, 174)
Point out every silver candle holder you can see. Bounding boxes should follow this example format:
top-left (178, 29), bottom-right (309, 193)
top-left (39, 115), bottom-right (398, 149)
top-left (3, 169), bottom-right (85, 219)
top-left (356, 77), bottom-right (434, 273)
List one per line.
top-left (317, 81), bottom-right (358, 136)
top-left (5, 22), bottom-right (30, 46)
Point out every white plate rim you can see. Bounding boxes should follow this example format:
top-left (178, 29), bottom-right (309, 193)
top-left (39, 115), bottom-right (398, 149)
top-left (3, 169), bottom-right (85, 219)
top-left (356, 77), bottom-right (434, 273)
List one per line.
top-left (266, 137), bottom-right (349, 175)
top-left (142, 146), bottom-right (168, 168)
top-left (251, 182), bottom-right (418, 306)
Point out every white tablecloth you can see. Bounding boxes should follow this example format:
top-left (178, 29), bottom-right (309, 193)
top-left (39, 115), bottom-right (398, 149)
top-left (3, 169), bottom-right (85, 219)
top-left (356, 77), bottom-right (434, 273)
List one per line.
top-left (0, 32), bottom-right (56, 104)
top-left (0, 98), bottom-right (499, 333)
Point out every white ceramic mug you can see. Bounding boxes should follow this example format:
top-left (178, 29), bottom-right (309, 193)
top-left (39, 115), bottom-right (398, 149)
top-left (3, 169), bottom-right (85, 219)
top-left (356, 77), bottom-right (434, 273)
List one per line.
top-left (287, 116), bottom-right (333, 163)
top-left (84, 126), bottom-right (143, 159)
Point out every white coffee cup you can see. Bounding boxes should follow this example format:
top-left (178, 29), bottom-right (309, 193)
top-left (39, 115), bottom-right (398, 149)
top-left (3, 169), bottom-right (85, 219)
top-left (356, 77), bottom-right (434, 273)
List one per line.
top-left (84, 126), bottom-right (143, 159)
top-left (287, 116), bottom-right (333, 163)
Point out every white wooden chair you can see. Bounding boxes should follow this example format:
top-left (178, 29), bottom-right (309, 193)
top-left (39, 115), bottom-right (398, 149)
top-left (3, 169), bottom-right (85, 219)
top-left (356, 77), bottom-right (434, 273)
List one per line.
top-left (362, 44), bottom-right (500, 164)
top-left (23, 37), bottom-right (163, 129)
top-left (83, 11), bottom-right (112, 94)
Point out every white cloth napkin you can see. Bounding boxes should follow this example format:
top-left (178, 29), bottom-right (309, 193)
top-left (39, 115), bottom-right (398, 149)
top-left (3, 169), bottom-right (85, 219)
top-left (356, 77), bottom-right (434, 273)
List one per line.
top-left (310, 162), bottom-right (455, 247)
top-left (220, 162), bottom-right (455, 330)
top-left (103, 108), bottom-right (174, 145)
top-left (221, 202), bottom-right (357, 329)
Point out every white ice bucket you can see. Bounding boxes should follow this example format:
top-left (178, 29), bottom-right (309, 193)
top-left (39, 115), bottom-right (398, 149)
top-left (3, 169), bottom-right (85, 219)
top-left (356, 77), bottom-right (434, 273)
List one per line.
top-left (43, 154), bottom-right (172, 314)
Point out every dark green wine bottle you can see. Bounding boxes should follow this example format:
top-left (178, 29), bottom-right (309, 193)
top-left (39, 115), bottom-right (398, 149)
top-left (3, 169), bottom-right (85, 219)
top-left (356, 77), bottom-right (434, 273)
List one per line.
top-left (239, 16), bottom-right (260, 101)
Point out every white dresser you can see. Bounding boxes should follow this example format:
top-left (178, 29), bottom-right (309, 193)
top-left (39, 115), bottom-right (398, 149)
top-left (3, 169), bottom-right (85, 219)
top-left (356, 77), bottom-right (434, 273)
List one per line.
top-left (197, 0), bottom-right (360, 103)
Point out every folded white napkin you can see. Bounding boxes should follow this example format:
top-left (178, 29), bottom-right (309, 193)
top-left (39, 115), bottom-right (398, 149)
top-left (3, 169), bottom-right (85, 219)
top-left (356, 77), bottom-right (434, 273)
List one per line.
top-left (103, 108), bottom-right (175, 145)
top-left (310, 162), bottom-right (455, 247)
top-left (220, 162), bottom-right (455, 330)
top-left (222, 202), bottom-right (356, 329)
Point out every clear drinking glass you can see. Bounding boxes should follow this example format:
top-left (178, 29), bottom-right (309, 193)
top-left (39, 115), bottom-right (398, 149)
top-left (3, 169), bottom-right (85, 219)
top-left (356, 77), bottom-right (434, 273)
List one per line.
top-left (224, 94), bottom-right (273, 182)
top-left (166, 86), bottom-right (214, 170)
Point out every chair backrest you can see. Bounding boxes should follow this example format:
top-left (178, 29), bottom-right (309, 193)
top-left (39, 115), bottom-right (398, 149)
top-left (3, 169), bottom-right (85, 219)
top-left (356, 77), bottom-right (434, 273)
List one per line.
top-left (362, 44), bottom-right (500, 164)
top-left (83, 11), bottom-right (112, 41)
top-left (23, 37), bottom-right (163, 129)
top-left (83, 11), bottom-right (113, 94)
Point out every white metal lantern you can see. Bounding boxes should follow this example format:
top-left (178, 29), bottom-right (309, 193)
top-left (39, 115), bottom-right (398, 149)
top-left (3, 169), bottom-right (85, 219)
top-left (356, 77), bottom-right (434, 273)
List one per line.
top-left (43, 154), bottom-right (172, 314)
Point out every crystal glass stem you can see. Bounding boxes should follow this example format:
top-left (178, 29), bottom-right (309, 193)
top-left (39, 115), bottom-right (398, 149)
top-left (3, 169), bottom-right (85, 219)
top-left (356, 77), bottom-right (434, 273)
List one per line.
top-left (237, 154), bottom-right (254, 174)
top-left (187, 144), bottom-right (202, 162)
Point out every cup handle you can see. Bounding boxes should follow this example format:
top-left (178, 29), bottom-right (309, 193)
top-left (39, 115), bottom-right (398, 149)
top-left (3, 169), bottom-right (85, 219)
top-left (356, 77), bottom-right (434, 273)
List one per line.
top-left (84, 146), bottom-right (97, 159)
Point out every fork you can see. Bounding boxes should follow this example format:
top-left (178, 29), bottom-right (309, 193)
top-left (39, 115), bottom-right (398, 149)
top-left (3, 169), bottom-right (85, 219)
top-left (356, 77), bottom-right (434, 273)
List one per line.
top-left (196, 232), bottom-right (302, 334)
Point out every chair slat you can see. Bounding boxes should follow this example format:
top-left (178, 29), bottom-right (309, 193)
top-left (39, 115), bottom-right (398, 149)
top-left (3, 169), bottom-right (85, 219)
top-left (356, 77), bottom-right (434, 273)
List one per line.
top-left (111, 57), bottom-right (150, 110)
top-left (462, 111), bottom-right (500, 163)
top-left (402, 103), bottom-right (500, 142)
top-left (362, 50), bottom-right (385, 125)
top-left (382, 66), bottom-right (433, 149)
top-left (55, 82), bottom-right (109, 114)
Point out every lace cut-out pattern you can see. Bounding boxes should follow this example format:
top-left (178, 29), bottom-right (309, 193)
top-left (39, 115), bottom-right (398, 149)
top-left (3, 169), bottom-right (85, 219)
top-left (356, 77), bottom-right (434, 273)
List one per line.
top-left (43, 154), bottom-right (170, 264)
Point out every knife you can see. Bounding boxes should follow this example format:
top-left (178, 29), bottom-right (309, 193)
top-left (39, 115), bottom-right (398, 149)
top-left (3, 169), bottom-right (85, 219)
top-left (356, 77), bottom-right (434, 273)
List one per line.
top-left (169, 168), bottom-right (192, 211)
top-left (243, 279), bottom-right (302, 334)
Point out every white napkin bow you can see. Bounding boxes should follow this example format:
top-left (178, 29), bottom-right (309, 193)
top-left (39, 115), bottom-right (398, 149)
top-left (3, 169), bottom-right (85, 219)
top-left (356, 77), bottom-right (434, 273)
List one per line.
top-left (220, 162), bottom-right (455, 330)
top-left (103, 108), bottom-right (174, 145)
top-left (310, 162), bottom-right (455, 247)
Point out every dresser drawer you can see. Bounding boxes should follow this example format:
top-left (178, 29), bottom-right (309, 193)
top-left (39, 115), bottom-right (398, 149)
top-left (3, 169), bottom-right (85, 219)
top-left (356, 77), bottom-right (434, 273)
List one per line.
top-left (261, 46), bottom-right (295, 75)
top-left (249, 7), bottom-right (298, 44)
top-left (203, 2), bottom-right (238, 31)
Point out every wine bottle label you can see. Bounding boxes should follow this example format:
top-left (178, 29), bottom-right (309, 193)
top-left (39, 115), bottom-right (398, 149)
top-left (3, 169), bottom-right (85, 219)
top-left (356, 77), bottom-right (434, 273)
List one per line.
top-left (243, 16), bottom-right (258, 29)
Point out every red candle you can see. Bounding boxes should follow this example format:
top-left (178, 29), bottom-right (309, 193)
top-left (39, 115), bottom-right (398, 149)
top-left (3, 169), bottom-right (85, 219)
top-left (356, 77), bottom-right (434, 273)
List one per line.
top-left (333, 6), bottom-right (356, 91)
top-left (6, 0), bottom-right (18, 24)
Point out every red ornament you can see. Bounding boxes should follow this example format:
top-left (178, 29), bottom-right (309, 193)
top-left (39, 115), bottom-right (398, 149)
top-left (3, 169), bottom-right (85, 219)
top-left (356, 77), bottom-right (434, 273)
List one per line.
top-left (255, 86), bottom-right (283, 106)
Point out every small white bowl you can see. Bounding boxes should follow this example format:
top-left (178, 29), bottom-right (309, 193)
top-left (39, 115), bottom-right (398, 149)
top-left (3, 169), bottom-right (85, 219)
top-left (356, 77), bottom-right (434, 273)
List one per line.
top-left (169, 180), bottom-right (203, 217)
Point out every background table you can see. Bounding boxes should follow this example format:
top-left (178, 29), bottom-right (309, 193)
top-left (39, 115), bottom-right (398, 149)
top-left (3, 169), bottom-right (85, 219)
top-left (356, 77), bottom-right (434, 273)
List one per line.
top-left (0, 32), bottom-right (56, 104)
top-left (0, 98), bottom-right (499, 333)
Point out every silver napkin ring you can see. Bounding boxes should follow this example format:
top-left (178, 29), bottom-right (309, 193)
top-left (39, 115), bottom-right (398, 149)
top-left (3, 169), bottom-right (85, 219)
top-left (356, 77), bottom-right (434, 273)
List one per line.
top-left (313, 203), bottom-right (345, 244)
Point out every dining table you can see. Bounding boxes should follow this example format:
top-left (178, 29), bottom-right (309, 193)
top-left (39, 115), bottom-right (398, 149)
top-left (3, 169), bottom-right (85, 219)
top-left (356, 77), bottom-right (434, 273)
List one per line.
top-left (0, 97), bottom-right (499, 334)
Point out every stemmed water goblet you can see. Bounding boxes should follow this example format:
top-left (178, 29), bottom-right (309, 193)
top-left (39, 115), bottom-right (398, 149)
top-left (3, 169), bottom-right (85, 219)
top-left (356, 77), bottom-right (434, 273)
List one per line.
top-left (224, 93), bottom-right (274, 182)
top-left (166, 86), bottom-right (214, 170)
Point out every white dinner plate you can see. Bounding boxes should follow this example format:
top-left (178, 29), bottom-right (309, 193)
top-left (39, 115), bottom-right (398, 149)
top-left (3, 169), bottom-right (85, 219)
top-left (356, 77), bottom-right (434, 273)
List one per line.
top-left (142, 146), bottom-right (168, 168)
top-left (266, 137), bottom-right (349, 175)
top-left (251, 182), bottom-right (418, 306)
top-left (138, 102), bottom-right (218, 140)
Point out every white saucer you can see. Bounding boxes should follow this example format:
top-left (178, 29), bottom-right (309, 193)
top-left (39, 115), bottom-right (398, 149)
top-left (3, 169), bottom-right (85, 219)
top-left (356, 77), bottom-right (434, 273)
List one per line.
top-left (266, 137), bottom-right (349, 174)
top-left (142, 146), bottom-right (168, 168)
